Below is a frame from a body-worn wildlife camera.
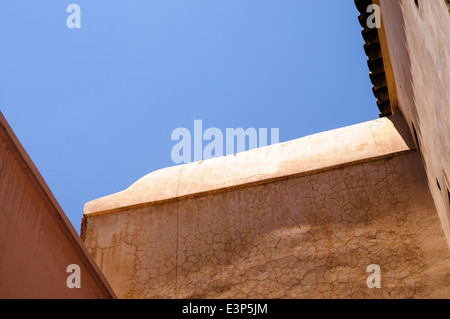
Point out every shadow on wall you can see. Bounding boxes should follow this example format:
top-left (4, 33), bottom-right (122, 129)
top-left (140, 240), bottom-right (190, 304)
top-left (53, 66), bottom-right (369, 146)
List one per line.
top-left (385, 0), bottom-right (417, 140)
top-left (386, 113), bottom-right (415, 151)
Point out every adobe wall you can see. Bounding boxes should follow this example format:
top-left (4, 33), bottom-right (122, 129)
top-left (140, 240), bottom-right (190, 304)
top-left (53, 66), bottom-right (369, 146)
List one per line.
top-left (83, 115), bottom-right (450, 298)
top-left (378, 0), bottom-right (450, 244)
top-left (0, 113), bottom-right (116, 299)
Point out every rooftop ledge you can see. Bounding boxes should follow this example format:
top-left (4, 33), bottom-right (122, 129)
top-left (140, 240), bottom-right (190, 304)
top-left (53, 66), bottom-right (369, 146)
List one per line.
top-left (84, 114), bottom-right (415, 217)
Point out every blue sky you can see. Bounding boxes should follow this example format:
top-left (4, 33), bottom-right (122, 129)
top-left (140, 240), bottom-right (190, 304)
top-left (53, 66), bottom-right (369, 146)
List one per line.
top-left (0, 1), bottom-right (378, 233)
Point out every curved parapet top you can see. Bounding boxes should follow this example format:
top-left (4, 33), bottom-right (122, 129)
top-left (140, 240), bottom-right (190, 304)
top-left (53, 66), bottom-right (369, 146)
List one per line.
top-left (84, 114), bottom-right (414, 216)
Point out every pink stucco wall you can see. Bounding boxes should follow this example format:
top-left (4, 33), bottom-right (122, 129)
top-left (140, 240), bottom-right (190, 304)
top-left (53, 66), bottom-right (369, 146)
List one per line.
top-left (0, 112), bottom-right (116, 299)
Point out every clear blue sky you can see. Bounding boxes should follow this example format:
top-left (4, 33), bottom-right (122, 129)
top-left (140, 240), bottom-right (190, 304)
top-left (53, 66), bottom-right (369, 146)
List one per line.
top-left (0, 0), bottom-right (378, 233)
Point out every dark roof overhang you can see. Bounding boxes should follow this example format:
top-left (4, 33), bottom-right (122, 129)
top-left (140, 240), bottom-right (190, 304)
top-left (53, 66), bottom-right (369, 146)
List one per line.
top-left (355, 0), bottom-right (392, 117)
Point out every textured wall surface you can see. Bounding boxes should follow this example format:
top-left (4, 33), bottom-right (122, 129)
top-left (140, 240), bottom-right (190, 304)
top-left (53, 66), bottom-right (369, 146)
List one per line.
top-left (379, 0), bottom-right (450, 244)
top-left (84, 116), bottom-right (450, 299)
top-left (0, 113), bottom-right (115, 299)
top-left (84, 152), bottom-right (450, 299)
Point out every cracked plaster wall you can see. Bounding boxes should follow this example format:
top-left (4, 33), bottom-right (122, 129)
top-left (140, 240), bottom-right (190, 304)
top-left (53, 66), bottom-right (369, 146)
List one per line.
top-left (84, 151), bottom-right (450, 298)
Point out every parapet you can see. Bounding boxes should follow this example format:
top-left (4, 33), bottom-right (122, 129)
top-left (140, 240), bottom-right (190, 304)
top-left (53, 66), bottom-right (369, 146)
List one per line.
top-left (84, 114), bottom-right (415, 217)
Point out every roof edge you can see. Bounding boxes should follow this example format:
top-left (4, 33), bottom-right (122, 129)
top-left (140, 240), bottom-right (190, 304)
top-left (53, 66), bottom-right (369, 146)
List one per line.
top-left (84, 114), bottom-right (415, 217)
top-left (355, 0), bottom-right (394, 117)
